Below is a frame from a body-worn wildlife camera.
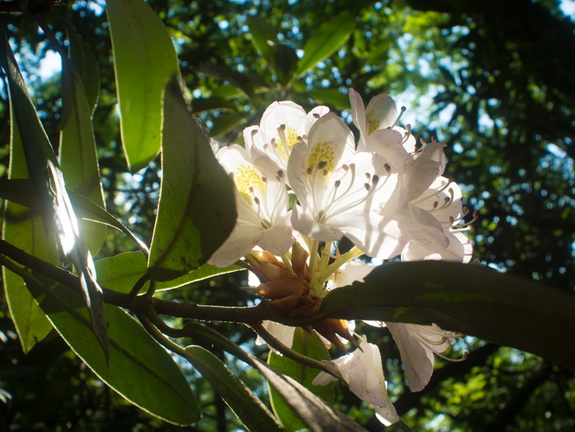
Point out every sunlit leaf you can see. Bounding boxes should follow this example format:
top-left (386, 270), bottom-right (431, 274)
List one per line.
top-left (2, 104), bottom-right (53, 353)
top-left (296, 12), bottom-right (355, 77)
top-left (60, 57), bottom-right (106, 255)
top-left (96, 251), bottom-right (242, 293)
top-left (106, 0), bottom-right (179, 172)
top-left (184, 346), bottom-right (284, 432)
top-left (0, 32), bottom-right (108, 355)
top-left (268, 329), bottom-right (336, 431)
top-left (0, 179), bottom-right (149, 256)
top-left (66, 25), bottom-right (100, 112)
top-left (316, 261), bottom-right (575, 369)
top-left (147, 77), bottom-right (236, 281)
top-left (25, 275), bottom-right (199, 425)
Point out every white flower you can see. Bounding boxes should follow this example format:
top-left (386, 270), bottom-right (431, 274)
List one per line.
top-left (208, 145), bottom-right (293, 267)
top-left (312, 338), bottom-right (400, 426)
top-left (349, 88), bottom-right (415, 173)
top-left (386, 323), bottom-right (458, 392)
top-left (288, 113), bottom-right (406, 258)
top-left (402, 177), bottom-right (473, 262)
top-left (244, 101), bottom-right (329, 175)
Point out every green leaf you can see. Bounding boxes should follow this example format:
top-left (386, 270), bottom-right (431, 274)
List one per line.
top-left (316, 261), bottom-right (575, 370)
top-left (106, 0), bottom-right (179, 172)
top-left (271, 44), bottom-right (299, 86)
top-left (252, 357), bottom-right (368, 432)
top-left (184, 346), bottom-right (284, 432)
top-left (209, 111), bottom-right (249, 137)
top-left (268, 329), bottom-right (335, 431)
top-left (0, 32), bottom-right (108, 355)
top-left (147, 77), bottom-right (236, 281)
top-left (60, 57), bottom-right (106, 256)
top-left (180, 324), bottom-right (365, 432)
top-left (25, 276), bottom-right (199, 425)
top-left (247, 16), bottom-right (279, 67)
top-left (96, 251), bottom-right (242, 293)
top-left (2, 95), bottom-right (54, 353)
top-left (194, 64), bottom-right (255, 98)
top-left (65, 25), bottom-right (100, 112)
top-left (306, 87), bottom-right (350, 110)
top-left (191, 96), bottom-right (237, 113)
top-left (0, 179), bottom-right (149, 256)
top-left (296, 12), bottom-right (355, 77)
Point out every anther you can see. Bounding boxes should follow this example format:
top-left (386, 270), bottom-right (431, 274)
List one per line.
top-left (384, 163), bottom-right (391, 173)
top-left (364, 183), bottom-right (371, 191)
top-left (261, 176), bottom-right (267, 183)
top-left (317, 161), bottom-right (328, 170)
top-left (334, 180), bottom-right (341, 188)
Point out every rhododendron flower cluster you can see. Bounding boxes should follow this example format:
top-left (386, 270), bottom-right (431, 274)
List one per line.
top-left (209, 89), bottom-right (473, 426)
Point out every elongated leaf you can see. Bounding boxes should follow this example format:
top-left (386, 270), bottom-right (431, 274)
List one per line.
top-left (2, 103), bottom-right (54, 353)
top-left (147, 77), bottom-right (236, 281)
top-left (25, 275), bottom-right (199, 425)
top-left (252, 357), bottom-right (368, 432)
top-left (181, 324), bottom-right (365, 431)
top-left (66, 25), bottom-right (100, 112)
top-left (96, 251), bottom-right (242, 293)
top-left (60, 57), bottom-right (106, 255)
top-left (247, 16), bottom-right (279, 67)
top-left (306, 87), bottom-right (350, 109)
top-left (271, 44), bottom-right (298, 86)
top-left (0, 32), bottom-right (108, 355)
top-left (316, 261), bottom-right (575, 369)
top-left (184, 346), bottom-right (283, 432)
top-left (268, 329), bottom-right (335, 431)
top-left (106, 0), bottom-right (179, 172)
top-left (194, 64), bottom-right (255, 98)
top-left (209, 111), bottom-right (249, 137)
top-left (296, 12), bottom-right (354, 77)
top-left (0, 179), bottom-right (149, 256)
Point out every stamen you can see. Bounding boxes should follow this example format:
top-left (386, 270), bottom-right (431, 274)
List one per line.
top-left (391, 106), bottom-right (407, 128)
top-left (401, 124), bottom-right (412, 144)
top-left (277, 124), bottom-right (290, 157)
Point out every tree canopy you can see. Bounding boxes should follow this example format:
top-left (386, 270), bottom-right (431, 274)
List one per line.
top-left (0, 0), bottom-right (574, 431)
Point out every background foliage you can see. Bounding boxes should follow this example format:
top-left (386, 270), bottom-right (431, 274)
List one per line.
top-left (0, 0), bottom-right (574, 431)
